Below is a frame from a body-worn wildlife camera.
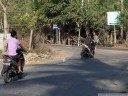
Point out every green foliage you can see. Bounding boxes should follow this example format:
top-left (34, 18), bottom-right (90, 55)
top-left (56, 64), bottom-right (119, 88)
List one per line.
top-left (0, 0), bottom-right (128, 46)
top-left (7, 0), bottom-right (38, 31)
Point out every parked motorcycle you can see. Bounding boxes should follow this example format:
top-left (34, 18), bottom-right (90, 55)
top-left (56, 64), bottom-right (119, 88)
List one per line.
top-left (1, 48), bottom-right (25, 83)
top-left (80, 41), bottom-right (96, 59)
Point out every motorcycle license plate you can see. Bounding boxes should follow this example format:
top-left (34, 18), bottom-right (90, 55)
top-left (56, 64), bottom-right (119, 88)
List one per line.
top-left (3, 62), bottom-right (10, 66)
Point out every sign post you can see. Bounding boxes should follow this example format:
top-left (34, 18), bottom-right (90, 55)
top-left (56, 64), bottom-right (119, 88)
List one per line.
top-left (53, 24), bottom-right (60, 44)
top-left (107, 11), bottom-right (120, 46)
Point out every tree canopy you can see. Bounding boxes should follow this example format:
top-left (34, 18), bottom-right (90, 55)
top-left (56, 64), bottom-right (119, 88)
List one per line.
top-left (0, 0), bottom-right (128, 46)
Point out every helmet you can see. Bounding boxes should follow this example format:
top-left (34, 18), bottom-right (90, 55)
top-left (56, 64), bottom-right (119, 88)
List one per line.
top-left (91, 41), bottom-right (96, 46)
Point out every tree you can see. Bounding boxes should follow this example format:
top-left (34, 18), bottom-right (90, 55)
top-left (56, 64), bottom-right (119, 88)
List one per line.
top-left (0, 0), bottom-right (9, 51)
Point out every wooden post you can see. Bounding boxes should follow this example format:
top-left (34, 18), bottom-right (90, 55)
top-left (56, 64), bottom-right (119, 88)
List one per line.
top-left (29, 29), bottom-right (33, 50)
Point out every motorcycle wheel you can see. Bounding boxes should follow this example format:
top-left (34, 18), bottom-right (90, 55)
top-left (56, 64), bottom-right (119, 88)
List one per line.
top-left (21, 59), bottom-right (25, 72)
top-left (4, 70), bottom-right (12, 83)
top-left (18, 72), bottom-right (23, 79)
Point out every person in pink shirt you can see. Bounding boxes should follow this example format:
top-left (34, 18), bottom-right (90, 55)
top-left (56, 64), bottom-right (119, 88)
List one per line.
top-left (6, 30), bottom-right (26, 73)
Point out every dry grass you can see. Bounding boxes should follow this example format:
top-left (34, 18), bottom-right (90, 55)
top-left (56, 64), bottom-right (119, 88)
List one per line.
top-left (21, 39), bottom-right (52, 54)
top-left (49, 50), bottom-right (68, 60)
top-left (33, 44), bottom-right (52, 54)
top-left (25, 50), bottom-right (69, 65)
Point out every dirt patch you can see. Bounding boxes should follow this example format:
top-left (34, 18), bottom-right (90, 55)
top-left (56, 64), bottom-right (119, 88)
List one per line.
top-left (49, 50), bottom-right (68, 60)
top-left (25, 50), bottom-right (70, 65)
top-left (97, 49), bottom-right (128, 55)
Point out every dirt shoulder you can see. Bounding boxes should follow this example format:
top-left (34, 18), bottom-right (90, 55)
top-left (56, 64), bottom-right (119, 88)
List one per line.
top-left (25, 50), bottom-right (71, 65)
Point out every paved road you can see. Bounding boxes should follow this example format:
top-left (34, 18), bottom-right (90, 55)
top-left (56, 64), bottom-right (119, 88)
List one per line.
top-left (0, 46), bottom-right (128, 96)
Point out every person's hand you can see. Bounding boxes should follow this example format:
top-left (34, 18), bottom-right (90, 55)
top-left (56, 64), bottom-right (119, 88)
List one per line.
top-left (24, 50), bottom-right (29, 55)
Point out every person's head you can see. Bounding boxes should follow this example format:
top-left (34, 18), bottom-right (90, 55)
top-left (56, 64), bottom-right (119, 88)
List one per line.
top-left (10, 30), bottom-right (17, 37)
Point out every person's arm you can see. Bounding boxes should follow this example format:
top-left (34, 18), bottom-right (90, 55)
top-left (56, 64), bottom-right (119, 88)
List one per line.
top-left (17, 39), bottom-right (26, 52)
top-left (19, 44), bottom-right (26, 52)
top-left (83, 44), bottom-right (91, 52)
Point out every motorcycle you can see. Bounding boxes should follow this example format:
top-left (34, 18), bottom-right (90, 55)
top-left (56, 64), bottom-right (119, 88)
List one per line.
top-left (1, 48), bottom-right (25, 83)
top-left (80, 41), bottom-right (96, 59)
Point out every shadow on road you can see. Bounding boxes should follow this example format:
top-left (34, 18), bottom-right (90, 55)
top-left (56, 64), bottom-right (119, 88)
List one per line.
top-left (0, 57), bottom-right (128, 96)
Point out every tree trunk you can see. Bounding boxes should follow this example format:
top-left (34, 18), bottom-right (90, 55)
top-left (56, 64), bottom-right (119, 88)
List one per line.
top-left (120, 26), bottom-right (123, 40)
top-left (76, 22), bottom-right (81, 46)
top-left (0, 0), bottom-right (9, 52)
top-left (85, 21), bottom-right (89, 37)
top-left (56, 29), bottom-right (58, 44)
top-left (93, 32), bottom-right (99, 43)
top-left (3, 7), bottom-right (8, 40)
top-left (113, 25), bottom-right (117, 46)
top-left (3, 7), bottom-right (8, 52)
top-left (126, 31), bottom-right (128, 41)
top-left (109, 32), bottom-right (113, 45)
top-left (0, 19), bottom-right (3, 31)
top-left (68, 29), bottom-right (70, 45)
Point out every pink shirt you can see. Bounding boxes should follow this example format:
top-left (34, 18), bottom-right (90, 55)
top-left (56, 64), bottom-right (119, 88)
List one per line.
top-left (7, 37), bottom-right (20, 56)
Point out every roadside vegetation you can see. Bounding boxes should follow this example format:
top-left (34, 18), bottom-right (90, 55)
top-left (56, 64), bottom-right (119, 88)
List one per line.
top-left (0, 0), bottom-right (128, 53)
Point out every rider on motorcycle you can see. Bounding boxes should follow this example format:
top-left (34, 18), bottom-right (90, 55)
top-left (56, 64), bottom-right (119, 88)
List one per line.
top-left (84, 35), bottom-right (95, 56)
top-left (6, 30), bottom-right (26, 74)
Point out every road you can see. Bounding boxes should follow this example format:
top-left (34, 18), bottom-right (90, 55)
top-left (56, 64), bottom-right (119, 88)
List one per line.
top-left (0, 45), bottom-right (128, 96)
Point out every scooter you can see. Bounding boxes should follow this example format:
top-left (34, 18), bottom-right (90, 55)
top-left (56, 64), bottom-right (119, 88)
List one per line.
top-left (80, 41), bottom-right (96, 59)
top-left (1, 48), bottom-right (25, 83)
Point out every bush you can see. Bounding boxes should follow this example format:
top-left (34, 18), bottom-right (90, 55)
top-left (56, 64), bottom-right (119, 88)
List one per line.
top-left (31, 43), bottom-right (52, 54)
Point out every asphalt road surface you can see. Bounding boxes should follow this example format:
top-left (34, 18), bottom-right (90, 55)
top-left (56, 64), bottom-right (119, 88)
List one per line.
top-left (0, 45), bottom-right (128, 96)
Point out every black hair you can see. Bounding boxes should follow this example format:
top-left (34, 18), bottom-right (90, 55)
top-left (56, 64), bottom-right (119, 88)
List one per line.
top-left (10, 30), bottom-right (17, 37)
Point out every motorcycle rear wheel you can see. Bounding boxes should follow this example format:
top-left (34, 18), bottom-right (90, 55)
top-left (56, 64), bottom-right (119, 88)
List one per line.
top-left (4, 70), bottom-right (12, 83)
